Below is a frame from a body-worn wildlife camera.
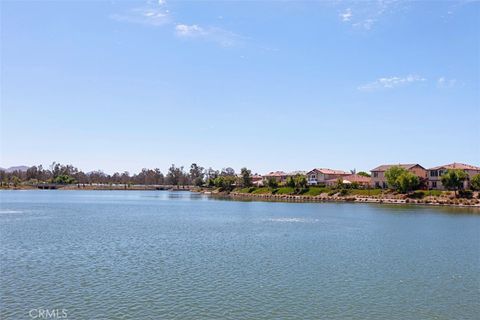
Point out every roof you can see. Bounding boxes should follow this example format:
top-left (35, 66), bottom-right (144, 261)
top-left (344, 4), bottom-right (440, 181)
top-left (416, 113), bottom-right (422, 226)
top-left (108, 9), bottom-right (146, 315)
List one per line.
top-left (427, 162), bottom-right (480, 171)
top-left (307, 168), bottom-right (349, 175)
top-left (343, 174), bottom-right (371, 183)
top-left (370, 164), bottom-right (424, 172)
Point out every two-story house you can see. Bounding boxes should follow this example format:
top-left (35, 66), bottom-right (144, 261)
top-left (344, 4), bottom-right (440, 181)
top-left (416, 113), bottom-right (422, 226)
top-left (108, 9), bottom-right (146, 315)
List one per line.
top-left (427, 163), bottom-right (480, 190)
top-left (307, 168), bottom-right (349, 185)
top-left (370, 164), bottom-right (427, 188)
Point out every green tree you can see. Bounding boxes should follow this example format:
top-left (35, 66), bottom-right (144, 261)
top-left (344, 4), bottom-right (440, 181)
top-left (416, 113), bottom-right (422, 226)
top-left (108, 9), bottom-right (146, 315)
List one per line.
top-left (12, 176), bottom-right (21, 187)
top-left (53, 174), bottom-right (75, 184)
top-left (266, 177), bottom-right (278, 189)
top-left (334, 178), bottom-right (344, 189)
top-left (214, 175), bottom-right (236, 191)
top-left (396, 172), bottom-right (419, 193)
top-left (285, 176), bottom-right (296, 188)
top-left (441, 169), bottom-right (468, 196)
top-left (294, 175), bottom-right (307, 191)
top-left (189, 163), bottom-right (205, 186)
top-left (240, 167), bottom-right (252, 187)
top-left (166, 164), bottom-right (184, 187)
top-left (384, 166), bottom-right (408, 190)
top-left (471, 174), bottom-right (480, 191)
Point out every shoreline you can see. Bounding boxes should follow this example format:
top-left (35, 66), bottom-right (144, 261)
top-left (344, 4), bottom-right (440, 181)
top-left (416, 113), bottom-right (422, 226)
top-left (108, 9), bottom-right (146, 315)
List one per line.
top-left (208, 190), bottom-right (480, 208)
top-left (1, 185), bottom-right (479, 208)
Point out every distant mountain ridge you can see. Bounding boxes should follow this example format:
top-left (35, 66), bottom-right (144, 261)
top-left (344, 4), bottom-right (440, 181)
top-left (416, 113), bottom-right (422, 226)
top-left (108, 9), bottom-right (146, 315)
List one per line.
top-left (0, 166), bottom-right (30, 173)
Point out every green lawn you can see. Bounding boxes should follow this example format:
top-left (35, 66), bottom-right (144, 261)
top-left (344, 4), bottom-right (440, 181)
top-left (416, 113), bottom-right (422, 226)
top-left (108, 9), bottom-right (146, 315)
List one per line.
top-left (237, 187), bottom-right (255, 193)
top-left (275, 187), bottom-right (295, 194)
top-left (301, 187), bottom-right (331, 196)
top-left (251, 187), bottom-right (271, 194)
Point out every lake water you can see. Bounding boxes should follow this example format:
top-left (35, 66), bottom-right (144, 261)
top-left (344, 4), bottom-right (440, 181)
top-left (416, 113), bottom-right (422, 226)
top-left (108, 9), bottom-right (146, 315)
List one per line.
top-left (1, 190), bottom-right (479, 320)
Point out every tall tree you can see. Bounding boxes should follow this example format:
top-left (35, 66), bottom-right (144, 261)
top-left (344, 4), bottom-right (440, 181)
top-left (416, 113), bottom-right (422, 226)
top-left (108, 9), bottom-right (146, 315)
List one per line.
top-left (166, 164), bottom-right (184, 187)
top-left (221, 167), bottom-right (235, 176)
top-left (385, 166), bottom-right (408, 190)
top-left (189, 163), bottom-right (205, 186)
top-left (441, 169), bottom-right (468, 197)
top-left (240, 167), bottom-right (252, 187)
top-left (471, 174), bottom-right (480, 191)
top-left (396, 172), bottom-right (419, 193)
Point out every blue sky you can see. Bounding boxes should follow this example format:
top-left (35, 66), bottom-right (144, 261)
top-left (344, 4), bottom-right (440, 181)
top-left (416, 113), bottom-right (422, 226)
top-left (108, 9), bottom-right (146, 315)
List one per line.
top-left (1, 0), bottom-right (479, 174)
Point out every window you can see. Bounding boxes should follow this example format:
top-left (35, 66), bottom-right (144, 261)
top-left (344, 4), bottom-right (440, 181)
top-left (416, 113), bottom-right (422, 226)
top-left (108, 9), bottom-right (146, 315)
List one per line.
top-left (373, 172), bottom-right (378, 178)
top-left (432, 181), bottom-right (437, 188)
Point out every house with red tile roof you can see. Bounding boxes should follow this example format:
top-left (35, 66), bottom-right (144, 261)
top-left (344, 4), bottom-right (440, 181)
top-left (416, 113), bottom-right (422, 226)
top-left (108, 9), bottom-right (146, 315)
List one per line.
top-left (370, 164), bottom-right (427, 188)
top-left (427, 163), bottom-right (480, 190)
top-left (307, 168), bottom-right (349, 185)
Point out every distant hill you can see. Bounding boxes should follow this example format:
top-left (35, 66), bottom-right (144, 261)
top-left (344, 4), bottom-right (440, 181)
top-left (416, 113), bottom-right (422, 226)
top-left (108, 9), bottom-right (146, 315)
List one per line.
top-left (0, 166), bottom-right (30, 173)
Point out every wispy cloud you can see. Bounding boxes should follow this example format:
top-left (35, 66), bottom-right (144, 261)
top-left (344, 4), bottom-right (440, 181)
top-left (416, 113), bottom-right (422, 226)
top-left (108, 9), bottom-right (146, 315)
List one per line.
top-left (358, 75), bottom-right (426, 91)
top-left (111, 1), bottom-right (242, 47)
top-left (338, 0), bottom-right (406, 30)
top-left (339, 8), bottom-right (352, 22)
top-left (175, 24), bottom-right (242, 47)
top-left (110, 3), bottom-right (171, 27)
top-left (437, 76), bottom-right (457, 88)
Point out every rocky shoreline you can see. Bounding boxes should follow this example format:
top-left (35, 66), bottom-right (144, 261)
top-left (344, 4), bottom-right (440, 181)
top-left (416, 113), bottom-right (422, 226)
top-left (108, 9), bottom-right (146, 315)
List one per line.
top-left (212, 191), bottom-right (480, 208)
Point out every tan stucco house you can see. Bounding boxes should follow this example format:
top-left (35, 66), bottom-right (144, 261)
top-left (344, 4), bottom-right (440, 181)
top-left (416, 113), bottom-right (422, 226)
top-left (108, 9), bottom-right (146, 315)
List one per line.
top-left (370, 164), bottom-right (427, 188)
top-left (307, 168), bottom-right (349, 185)
top-left (427, 163), bottom-right (480, 190)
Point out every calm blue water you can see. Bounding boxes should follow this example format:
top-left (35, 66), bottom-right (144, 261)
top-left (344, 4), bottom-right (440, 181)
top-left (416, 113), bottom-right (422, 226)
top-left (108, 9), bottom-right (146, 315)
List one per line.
top-left (1, 190), bottom-right (479, 320)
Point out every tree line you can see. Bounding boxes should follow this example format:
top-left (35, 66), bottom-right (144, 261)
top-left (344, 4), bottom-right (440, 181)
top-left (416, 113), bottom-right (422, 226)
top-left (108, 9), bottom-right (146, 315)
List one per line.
top-left (0, 162), bottom-right (257, 188)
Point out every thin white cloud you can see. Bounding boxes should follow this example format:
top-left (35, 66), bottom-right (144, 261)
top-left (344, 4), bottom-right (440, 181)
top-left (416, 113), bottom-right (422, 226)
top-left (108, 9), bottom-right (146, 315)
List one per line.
top-left (111, 4), bottom-right (171, 27)
top-left (338, 1), bottom-right (406, 30)
top-left (437, 76), bottom-right (457, 88)
top-left (340, 8), bottom-right (352, 22)
top-left (111, 2), bottom-right (243, 48)
top-left (175, 24), bottom-right (242, 47)
top-left (175, 24), bottom-right (206, 37)
top-left (358, 75), bottom-right (426, 91)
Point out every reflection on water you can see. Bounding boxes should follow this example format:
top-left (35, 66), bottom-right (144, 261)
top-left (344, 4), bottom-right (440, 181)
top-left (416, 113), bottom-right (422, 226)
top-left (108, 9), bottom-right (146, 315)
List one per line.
top-left (1, 190), bottom-right (479, 320)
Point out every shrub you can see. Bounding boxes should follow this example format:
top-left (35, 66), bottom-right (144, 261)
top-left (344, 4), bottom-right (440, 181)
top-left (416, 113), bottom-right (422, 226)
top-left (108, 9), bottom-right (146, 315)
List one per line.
top-left (458, 190), bottom-right (473, 199)
top-left (266, 177), bottom-right (278, 189)
top-left (408, 191), bottom-right (425, 199)
top-left (424, 190), bottom-right (443, 197)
